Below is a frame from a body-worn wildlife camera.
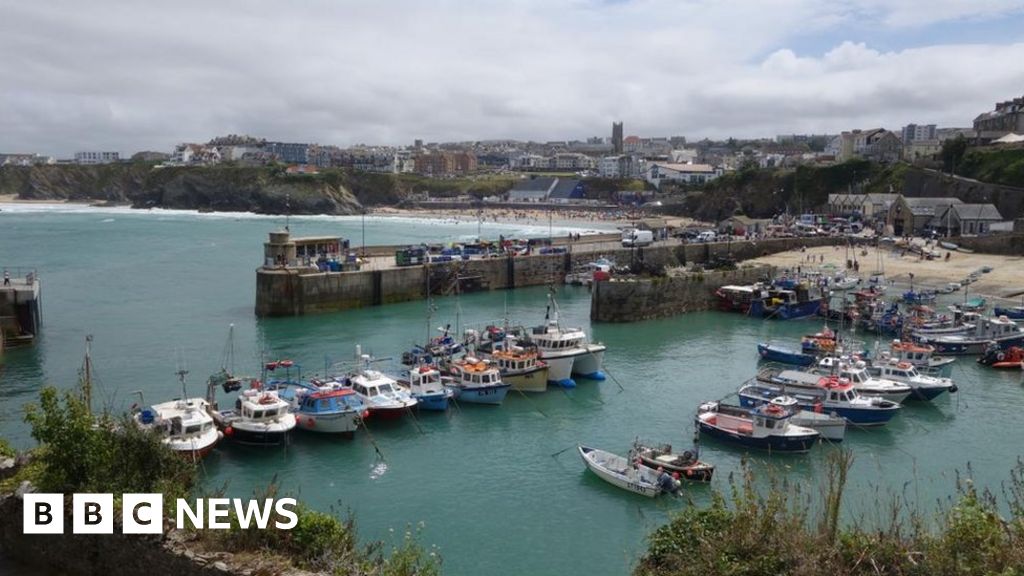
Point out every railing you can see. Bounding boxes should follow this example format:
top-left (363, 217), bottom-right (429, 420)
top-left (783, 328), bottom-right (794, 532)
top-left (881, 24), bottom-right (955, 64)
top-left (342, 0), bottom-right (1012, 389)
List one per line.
top-left (1, 266), bottom-right (39, 287)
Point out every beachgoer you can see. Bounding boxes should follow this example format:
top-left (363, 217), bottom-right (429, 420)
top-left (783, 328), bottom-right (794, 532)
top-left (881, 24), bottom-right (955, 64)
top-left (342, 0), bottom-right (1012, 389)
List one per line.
top-left (945, 252), bottom-right (951, 261)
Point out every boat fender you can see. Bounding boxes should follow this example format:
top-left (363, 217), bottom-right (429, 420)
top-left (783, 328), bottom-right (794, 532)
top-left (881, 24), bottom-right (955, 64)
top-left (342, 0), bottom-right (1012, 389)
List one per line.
top-left (224, 426), bottom-right (234, 436)
top-left (997, 352), bottom-right (1006, 362)
top-left (814, 403), bottom-right (824, 414)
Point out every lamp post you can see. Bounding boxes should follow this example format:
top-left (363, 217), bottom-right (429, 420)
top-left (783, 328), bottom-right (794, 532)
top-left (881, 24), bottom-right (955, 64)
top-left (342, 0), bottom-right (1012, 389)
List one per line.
top-left (361, 207), bottom-right (366, 258)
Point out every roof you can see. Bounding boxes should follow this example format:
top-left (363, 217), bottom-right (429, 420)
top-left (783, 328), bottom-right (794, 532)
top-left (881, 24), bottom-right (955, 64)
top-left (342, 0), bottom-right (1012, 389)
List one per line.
top-left (510, 176), bottom-right (557, 193)
top-left (993, 133), bottom-right (1024, 143)
top-left (548, 178), bottom-right (582, 199)
top-left (952, 203), bottom-right (1004, 221)
top-left (900, 196), bottom-right (963, 216)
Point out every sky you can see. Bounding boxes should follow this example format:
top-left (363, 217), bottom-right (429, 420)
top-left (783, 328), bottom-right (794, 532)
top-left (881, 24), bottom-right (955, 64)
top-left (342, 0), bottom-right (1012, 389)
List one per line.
top-left (2, 0), bottom-right (1024, 156)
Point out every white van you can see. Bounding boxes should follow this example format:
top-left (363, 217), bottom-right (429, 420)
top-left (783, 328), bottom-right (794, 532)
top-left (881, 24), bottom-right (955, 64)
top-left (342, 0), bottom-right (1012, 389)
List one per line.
top-left (696, 231), bottom-right (717, 243)
top-left (621, 229), bottom-right (654, 247)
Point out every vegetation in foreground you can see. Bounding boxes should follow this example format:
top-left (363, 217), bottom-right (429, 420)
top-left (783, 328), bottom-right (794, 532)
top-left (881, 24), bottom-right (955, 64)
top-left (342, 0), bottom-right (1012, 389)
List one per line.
top-left (636, 451), bottom-right (1024, 576)
top-left (5, 386), bottom-right (440, 576)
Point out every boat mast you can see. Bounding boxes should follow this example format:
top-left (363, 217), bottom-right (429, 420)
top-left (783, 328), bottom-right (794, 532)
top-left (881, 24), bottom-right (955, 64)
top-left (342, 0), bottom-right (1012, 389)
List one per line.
top-left (177, 367), bottom-right (189, 401)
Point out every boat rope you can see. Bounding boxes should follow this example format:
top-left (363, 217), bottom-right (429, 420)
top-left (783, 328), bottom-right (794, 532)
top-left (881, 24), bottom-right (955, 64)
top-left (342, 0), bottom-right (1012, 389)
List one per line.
top-left (359, 418), bottom-right (387, 461)
top-left (513, 388), bottom-right (549, 418)
top-left (405, 406), bottom-right (426, 435)
top-left (550, 444), bottom-right (576, 458)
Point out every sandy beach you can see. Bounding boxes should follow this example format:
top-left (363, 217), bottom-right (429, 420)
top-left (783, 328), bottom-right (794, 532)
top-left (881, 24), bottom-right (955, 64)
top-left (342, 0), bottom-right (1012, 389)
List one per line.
top-left (748, 242), bottom-right (1024, 302)
top-left (372, 205), bottom-right (706, 230)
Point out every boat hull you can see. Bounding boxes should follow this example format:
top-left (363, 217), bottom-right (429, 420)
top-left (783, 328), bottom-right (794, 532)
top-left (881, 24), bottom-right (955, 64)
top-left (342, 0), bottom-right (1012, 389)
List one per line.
top-left (503, 367), bottom-right (549, 393)
top-left (167, 433), bottom-right (221, 460)
top-left (739, 388), bottom-right (899, 426)
top-left (227, 425), bottom-right (292, 446)
top-left (994, 307), bottom-right (1024, 320)
top-left (578, 446), bottom-right (664, 497)
top-left (790, 412), bottom-right (846, 442)
top-left (572, 345), bottom-right (606, 380)
top-left (456, 383), bottom-right (511, 405)
top-left (757, 343), bottom-right (815, 366)
top-left (294, 410), bottom-right (361, 434)
top-left (540, 354), bottom-right (576, 387)
top-left (929, 335), bottom-right (1024, 355)
top-left (413, 392), bottom-right (451, 411)
top-left (368, 406), bottom-right (411, 420)
top-left (696, 418), bottom-right (818, 453)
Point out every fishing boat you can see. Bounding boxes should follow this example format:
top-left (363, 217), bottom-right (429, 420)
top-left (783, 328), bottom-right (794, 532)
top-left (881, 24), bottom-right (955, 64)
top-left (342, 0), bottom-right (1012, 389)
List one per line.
top-left (756, 342), bottom-right (816, 366)
top-left (485, 336), bottom-right (549, 393)
top-left (344, 350), bottom-right (419, 419)
top-left (396, 364), bottom-right (455, 411)
top-left (801, 326), bottom-right (838, 354)
top-left (577, 445), bottom-right (680, 497)
top-left (748, 287), bottom-right (827, 320)
top-left (961, 297), bottom-right (988, 313)
top-left (994, 305), bottom-right (1024, 320)
top-left (768, 396), bottom-right (846, 442)
top-left (275, 382), bottom-right (367, 435)
top-left (445, 356), bottom-right (511, 405)
top-left (978, 345), bottom-right (1024, 369)
top-left (879, 340), bottom-right (956, 375)
top-left (134, 369), bottom-right (222, 459)
top-left (917, 315), bottom-right (1024, 355)
top-left (715, 283), bottom-right (763, 313)
top-left (629, 440), bottom-right (714, 482)
top-left (564, 258), bottom-right (613, 286)
top-left (695, 401), bottom-right (820, 453)
top-left (401, 324), bottom-right (464, 366)
top-left (831, 275), bottom-right (860, 290)
top-left (814, 357), bottom-right (913, 403)
top-left (868, 360), bottom-right (958, 400)
top-left (744, 370), bottom-right (901, 426)
top-left (527, 293), bottom-right (606, 387)
top-left (939, 241), bottom-right (958, 250)
top-left (212, 386), bottom-right (296, 446)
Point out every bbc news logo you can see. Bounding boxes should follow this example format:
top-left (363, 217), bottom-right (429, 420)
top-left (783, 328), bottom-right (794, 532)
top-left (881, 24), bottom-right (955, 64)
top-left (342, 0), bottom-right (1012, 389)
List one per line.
top-left (23, 494), bottom-right (298, 534)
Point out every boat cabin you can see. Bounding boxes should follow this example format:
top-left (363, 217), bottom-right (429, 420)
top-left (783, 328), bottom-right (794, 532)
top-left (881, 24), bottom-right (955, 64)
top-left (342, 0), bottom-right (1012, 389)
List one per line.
top-left (299, 388), bottom-right (363, 414)
top-left (237, 390), bottom-right (289, 422)
top-left (530, 323), bottom-right (585, 351)
top-left (817, 377), bottom-right (860, 403)
top-left (875, 361), bottom-right (920, 381)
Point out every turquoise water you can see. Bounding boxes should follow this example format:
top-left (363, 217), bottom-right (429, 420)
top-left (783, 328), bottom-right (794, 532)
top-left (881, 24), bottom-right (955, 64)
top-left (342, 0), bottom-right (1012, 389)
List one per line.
top-left (2, 204), bottom-right (1023, 575)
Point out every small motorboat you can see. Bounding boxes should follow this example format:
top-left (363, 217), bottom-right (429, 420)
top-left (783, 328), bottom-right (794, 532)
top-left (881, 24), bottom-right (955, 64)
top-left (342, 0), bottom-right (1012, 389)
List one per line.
top-left (757, 342), bottom-right (816, 367)
top-left (396, 364), bottom-right (455, 411)
top-left (978, 345), bottom-right (1024, 369)
top-left (275, 383), bottom-right (367, 435)
top-left (212, 387), bottom-right (297, 446)
top-left (815, 357), bottom-right (912, 404)
top-left (135, 368), bottom-right (222, 459)
top-left (869, 360), bottom-right (958, 400)
top-left (939, 241), bottom-right (959, 251)
top-left (880, 340), bottom-right (956, 375)
top-left (629, 441), bottom-right (714, 482)
top-left (578, 445), bottom-right (680, 497)
top-left (769, 396), bottom-right (846, 442)
top-left (745, 370), bottom-right (901, 426)
top-left (918, 315), bottom-right (1024, 355)
top-left (695, 401), bottom-right (820, 453)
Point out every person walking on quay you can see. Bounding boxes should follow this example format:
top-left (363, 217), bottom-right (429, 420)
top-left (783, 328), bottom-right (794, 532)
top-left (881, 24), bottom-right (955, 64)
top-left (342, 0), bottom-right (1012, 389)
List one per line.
top-left (3, 269), bottom-right (9, 286)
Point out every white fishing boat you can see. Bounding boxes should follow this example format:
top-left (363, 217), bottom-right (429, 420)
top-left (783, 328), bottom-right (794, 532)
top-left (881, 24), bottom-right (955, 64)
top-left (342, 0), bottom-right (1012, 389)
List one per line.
top-left (868, 360), bottom-right (957, 401)
top-left (135, 369), bottom-right (222, 459)
top-left (528, 294), bottom-right (606, 387)
top-left (213, 386), bottom-right (296, 446)
top-left (815, 357), bottom-right (912, 403)
top-left (878, 340), bottom-right (956, 375)
top-left (578, 445), bottom-right (679, 497)
top-left (344, 347), bottom-right (418, 419)
top-left (769, 396), bottom-right (846, 442)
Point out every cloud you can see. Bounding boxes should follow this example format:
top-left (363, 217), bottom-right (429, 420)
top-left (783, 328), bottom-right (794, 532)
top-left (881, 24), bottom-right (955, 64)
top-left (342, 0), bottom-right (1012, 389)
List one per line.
top-left (0, 0), bottom-right (1022, 155)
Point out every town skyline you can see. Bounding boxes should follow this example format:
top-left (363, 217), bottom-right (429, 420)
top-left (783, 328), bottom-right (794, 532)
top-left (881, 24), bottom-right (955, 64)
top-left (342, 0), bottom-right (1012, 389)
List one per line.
top-left (3, 1), bottom-right (1024, 156)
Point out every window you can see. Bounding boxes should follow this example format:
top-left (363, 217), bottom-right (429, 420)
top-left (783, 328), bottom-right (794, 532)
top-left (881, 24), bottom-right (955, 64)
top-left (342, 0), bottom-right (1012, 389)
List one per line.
top-left (185, 424), bottom-right (201, 434)
top-left (253, 410), bottom-right (265, 419)
top-left (266, 409), bottom-right (278, 418)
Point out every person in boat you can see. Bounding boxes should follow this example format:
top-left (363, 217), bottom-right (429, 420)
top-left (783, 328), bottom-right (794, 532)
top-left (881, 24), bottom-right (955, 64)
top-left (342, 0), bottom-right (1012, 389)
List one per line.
top-left (656, 467), bottom-right (679, 494)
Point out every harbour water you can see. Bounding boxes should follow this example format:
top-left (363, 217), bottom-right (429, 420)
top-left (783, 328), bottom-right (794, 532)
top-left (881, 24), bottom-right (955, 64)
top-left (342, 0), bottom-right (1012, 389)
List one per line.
top-left (2, 205), bottom-right (1023, 576)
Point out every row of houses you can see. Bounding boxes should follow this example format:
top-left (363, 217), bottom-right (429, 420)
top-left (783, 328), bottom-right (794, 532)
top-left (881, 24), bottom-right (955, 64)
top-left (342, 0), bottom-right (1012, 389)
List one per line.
top-left (827, 193), bottom-right (1010, 237)
top-left (507, 177), bottom-right (586, 203)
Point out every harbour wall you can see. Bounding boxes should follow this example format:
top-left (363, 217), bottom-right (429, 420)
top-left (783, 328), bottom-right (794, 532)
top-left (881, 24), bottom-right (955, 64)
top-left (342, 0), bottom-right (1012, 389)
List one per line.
top-left (255, 237), bottom-right (841, 316)
top-left (954, 233), bottom-right (1024, 255)
top-left (590, 265), bottom-right (776, 323)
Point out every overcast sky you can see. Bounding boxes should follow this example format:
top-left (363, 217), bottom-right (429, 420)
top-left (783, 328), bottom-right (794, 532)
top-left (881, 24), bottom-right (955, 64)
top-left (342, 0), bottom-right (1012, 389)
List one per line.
top-left (2, 0), bottom-right (1024, 156)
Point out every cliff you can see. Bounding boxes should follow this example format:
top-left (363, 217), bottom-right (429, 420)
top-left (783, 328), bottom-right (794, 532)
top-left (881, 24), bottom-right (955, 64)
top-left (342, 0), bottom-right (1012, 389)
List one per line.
top-left (0, 164), bottom-right (450, 215)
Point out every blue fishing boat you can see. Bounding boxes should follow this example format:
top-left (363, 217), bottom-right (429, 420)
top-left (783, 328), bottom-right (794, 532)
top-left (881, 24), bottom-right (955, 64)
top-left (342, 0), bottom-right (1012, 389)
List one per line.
top-left (695, 401), bottom-right (820, 453)
top-left (275, 383), bottom-right (367, 436)
top-left (444, 356), bottom-right (511, 405)
top-left (748, 288), bottom-right (826, 320)
top-left (994, 305), bottom-right (1024, 320)
top-left (756, 342), bottom-right (815, 366)
top-left (742, 370), bottom-right (901, 426)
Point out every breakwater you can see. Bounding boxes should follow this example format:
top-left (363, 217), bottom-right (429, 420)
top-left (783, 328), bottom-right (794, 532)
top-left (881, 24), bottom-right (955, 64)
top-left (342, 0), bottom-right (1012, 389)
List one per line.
top-left (255, 235), bottom-right (841, 316)
top-left (590, 265), bottom-right (776, 322)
